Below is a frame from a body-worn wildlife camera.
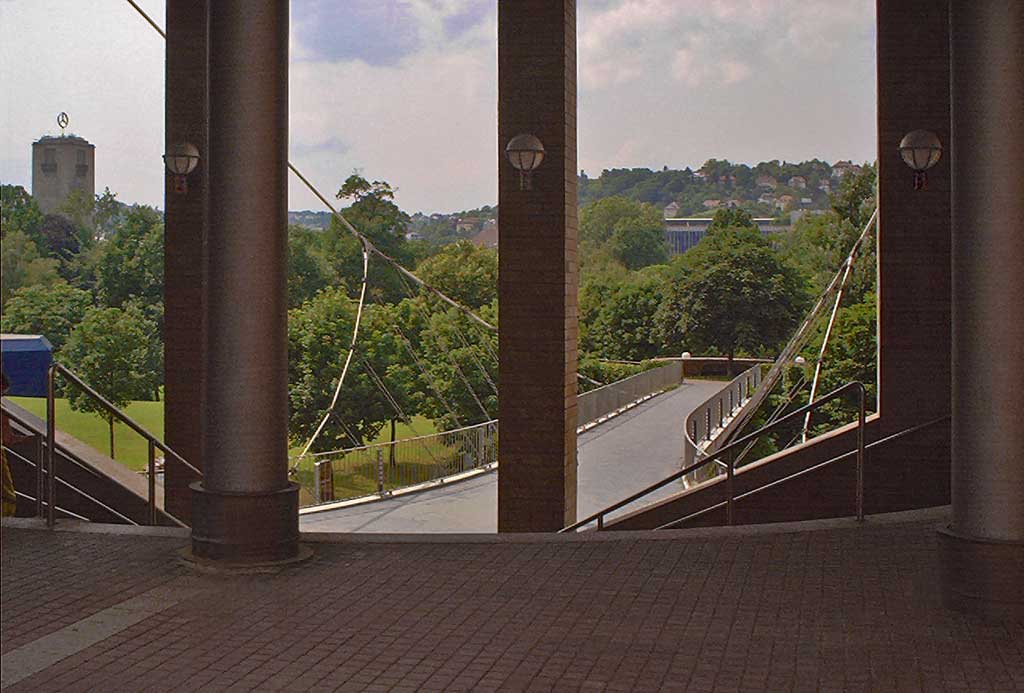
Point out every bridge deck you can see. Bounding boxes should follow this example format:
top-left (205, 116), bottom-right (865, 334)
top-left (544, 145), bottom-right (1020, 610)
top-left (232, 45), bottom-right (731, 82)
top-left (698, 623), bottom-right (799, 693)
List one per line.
top-left (299, 380), bottom-right (726, 533)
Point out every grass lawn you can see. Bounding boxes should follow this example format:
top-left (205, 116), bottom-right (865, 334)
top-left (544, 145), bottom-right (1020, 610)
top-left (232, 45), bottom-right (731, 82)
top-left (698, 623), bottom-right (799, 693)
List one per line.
top-left (8, 397), bottom-right (440, 473)
top-left (8, 396), bottom-right (164, 472)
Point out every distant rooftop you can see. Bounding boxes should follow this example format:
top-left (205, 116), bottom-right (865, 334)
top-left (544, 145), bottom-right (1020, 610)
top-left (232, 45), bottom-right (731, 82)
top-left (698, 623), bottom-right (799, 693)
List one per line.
top-left (33, 134), bottom-right (93, 147)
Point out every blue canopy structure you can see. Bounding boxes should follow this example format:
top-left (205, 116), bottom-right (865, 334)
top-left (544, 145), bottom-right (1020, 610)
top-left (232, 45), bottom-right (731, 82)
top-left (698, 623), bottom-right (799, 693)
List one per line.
top-left (1, 334), bottom-right (53, 397)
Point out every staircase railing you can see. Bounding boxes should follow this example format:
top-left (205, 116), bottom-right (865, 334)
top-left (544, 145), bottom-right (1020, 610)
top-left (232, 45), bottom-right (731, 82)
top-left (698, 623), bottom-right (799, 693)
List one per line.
top-left (561, 381), bottom-right (867, 533)
top-left (655, 414), bottom-right (949, 530)
top-left (2, 404), bottom-right (140, 523)
top-left (44, 363), bottom-right (202, 528)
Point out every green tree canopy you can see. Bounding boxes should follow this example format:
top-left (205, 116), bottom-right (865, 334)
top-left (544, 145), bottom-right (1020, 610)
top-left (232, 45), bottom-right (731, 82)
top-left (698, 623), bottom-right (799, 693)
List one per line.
top-left (287, 224), bottom-right (334, 309)
top-left (415, 240), bottom-right (497, 308)
top-left (93, 205), bottom-right (164, 312)
top-left (63, 304), bottom-right (162, 457)
top-left (658, 227), bottom-right (808, 369)
top-left (580, 268), bottom-right (667, 361)
top-left (1, 282), bottom-right (93, 353)
top-left (0, 231), bottom-right (60, 306)
top-left (322, 173), bottom-right (413, 302)
top-left (288, 286), bottom-right (398, 451)
top-left (580, 196), bottom-right (668, 271)
top-left (1, 184), bottom-right (44, 243)
top-left (707, 207), bottom-right (756, 234)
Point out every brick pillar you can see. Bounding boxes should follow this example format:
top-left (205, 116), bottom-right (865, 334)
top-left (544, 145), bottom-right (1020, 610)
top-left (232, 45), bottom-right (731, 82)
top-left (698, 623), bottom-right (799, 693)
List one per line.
top-left (497, 0), bottom-right (578, 532)
top-left (876, 0), bottom-right (952, 433)
top-left (868, 0), bottom-right (953, 513)
top-left (164, 1), bottom-right (209, 524)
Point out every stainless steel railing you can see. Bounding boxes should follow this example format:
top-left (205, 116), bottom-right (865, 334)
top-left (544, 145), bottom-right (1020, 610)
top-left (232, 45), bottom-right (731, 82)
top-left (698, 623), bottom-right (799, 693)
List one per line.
top-left (44, 363), bottom-right (202, 527)
top-left (298, 363), bottom-right (686, 507)
top-left (577, 362), bottom-right (683, 426)
top-left (295, 420), bottom-right (498, 506)
top-left (561, 381), bottom-right (867, 533)
top-left (655, 414), bottom-right (949, 530)
top-left (682, 364), bottom-right (763, 477)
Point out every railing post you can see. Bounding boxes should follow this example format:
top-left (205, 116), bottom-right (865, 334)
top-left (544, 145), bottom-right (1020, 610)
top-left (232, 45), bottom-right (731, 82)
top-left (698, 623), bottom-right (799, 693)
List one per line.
top-left (147, 439), bottom-right (157, 525)
top-left (597, 514), bottom-right (604, 531)
top-left (46, 365), bottom-right (56, 528)
top-left (35, 433), bottom-right (43, 519)
top-left (726, 452), bottom-right (735, 526)
top-left (376, 448), bottom-right (385, 496)
top-left (856, 383), bottom-right (866, 522)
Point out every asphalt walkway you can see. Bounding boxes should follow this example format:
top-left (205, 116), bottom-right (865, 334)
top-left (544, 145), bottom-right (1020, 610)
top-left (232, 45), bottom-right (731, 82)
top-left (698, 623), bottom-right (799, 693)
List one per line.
top-left (300, 380), bottom-right (725, 533)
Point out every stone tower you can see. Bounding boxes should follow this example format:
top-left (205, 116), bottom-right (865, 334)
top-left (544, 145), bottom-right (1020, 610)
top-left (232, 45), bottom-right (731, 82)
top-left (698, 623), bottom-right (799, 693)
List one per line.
top-left (31, 133), bottom-right (95, 214)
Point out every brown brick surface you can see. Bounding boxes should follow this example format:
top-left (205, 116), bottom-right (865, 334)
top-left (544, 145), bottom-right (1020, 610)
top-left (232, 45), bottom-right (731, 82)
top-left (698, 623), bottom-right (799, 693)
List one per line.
top-left (3, 517), bottom-right (1022, 692)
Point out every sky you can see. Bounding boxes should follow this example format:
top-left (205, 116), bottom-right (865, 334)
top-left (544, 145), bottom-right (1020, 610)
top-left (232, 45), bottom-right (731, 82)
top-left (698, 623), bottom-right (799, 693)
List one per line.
top-left (0, 0), bottom-right (876, 215)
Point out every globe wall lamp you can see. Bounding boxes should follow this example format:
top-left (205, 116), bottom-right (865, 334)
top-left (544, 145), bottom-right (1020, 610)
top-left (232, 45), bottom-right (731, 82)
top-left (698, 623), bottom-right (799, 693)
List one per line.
top-left (163, 142), bottom-right (200, 194)
top-left (505, 134), bottom-right (545, 190)
top-left (899, 130), bottom-right (942, 190)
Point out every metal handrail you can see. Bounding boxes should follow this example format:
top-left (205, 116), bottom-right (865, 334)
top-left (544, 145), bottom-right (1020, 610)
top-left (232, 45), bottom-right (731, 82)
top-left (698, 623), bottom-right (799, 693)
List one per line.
top-left (654, 414), bottom-right (950, 530)
top-left (4, 445), bottom-right (140, 525)
top-left (45, 363), bottom-right (202, 527)
top-left (13, 490), bottom-right (90, 522)
top-left (560, 381), bottom-right (867, 533)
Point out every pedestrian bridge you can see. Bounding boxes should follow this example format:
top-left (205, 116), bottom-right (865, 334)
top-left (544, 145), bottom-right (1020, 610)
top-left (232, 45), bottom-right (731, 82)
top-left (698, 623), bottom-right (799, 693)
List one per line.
top-left (300, 378), bottom-right (729, 533)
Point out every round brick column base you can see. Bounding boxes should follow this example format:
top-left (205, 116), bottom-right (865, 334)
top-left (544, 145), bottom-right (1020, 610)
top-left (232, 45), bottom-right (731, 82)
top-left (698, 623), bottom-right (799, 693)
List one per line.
top-left (190, 481), bottom-right (299, 563)
top-left (938, 526), bottom-right (1024, 622)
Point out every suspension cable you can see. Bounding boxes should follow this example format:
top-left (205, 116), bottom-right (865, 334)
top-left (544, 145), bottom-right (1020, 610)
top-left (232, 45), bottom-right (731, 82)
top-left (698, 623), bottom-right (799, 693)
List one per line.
top-left (801, 207), bottom-right (877, 441)
top-left (298, 241), bottom-right (370, 457)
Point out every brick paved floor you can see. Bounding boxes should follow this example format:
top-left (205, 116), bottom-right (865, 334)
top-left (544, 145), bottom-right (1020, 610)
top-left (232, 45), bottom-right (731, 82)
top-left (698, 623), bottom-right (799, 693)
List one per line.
top-left (2, 510), bottom-right (1022, 692)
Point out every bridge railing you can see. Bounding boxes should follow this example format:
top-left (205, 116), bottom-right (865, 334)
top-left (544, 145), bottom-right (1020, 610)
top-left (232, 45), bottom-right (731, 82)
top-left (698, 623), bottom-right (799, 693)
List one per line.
top-left (296, 361), bottom-right (685, 508)
top-left (577, 361), bottom-right (682, 427)
top-left (682, 364), bottom-right (763, 483)
top-left (294, 420), bottom-right (499, 507)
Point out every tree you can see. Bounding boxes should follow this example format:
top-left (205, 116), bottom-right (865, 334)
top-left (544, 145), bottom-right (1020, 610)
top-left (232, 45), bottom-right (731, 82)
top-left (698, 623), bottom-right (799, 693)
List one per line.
top-left (1, 231), bottom-right (61, 306)
top-left (581, 269), bottom-right (666, 361)
top-left (415, 240), bottom-right (497, 308)
top-left (288, 286), bottom-right (398, 451)
top-left (831, 163), bottom-right (876, 231)
top-left (325, 173), bottom-right (413, 302)
top-left (1, 184), bottom-right (44, 243)
top-left (287, 225), bottom-right (334, 309)
top-left (37, 214), bottom-right (81, 261)
top-left (707, 207), bottom-right (756, 234)
top-left (658, 226), bottom-right (808, 373)
top-left (93, 205), bottom-right (164, 313)
top-left (608, 216), bottom-right (669, 270)
top-left (580, 196), bottom-right (668, 271)
top-left (63, 304), bottom-right (162, 458)
top-left (413, 302), bottom-right (499, 430)
top-left (1, 282), bottom-right (93, 353)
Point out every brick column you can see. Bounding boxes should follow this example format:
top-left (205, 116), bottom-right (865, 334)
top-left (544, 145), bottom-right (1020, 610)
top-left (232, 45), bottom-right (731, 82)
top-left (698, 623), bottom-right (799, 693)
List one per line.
top-left (497, 0), bottom-right (578, 532)
top-left (869, 0), bottom-right (953, 513)
top-left (876, 0), bottom-right (952, 432)
top-left (164, 1), bottom-right (209, 524)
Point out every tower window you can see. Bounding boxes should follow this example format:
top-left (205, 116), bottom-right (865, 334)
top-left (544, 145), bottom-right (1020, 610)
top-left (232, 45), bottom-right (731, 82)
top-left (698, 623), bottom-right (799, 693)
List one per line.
top-left (41, 148), bottom-right (57, 174)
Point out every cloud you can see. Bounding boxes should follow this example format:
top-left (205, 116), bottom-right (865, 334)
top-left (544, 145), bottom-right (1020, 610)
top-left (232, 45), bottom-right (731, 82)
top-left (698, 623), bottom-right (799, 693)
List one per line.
top-left (292, 0), bottom-right (422, 66)
top-left (1, 1), bottom-right (876, 215)
top-left (289, 6), bottom-right (497, 213)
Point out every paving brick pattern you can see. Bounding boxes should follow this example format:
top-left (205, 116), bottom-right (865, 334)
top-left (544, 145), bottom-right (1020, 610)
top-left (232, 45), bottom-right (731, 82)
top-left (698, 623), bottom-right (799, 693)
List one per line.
top-left (2, 516), bottom-right (1022, 692)
top-left (0, 530), bottom-right (186, 654)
